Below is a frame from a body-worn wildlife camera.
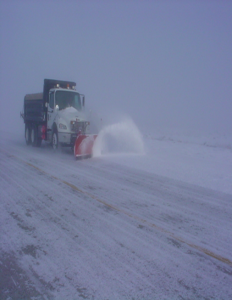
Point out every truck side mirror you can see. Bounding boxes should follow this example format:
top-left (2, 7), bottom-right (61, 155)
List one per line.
top-left (80, 94), bottom-right (85, 108)
top-left (82, 96), bottom-right (85, 107)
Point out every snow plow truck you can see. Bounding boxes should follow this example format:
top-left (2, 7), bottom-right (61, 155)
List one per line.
top-left (21, 79), bottom-right (97, 158)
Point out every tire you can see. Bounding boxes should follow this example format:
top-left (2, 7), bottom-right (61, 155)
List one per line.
top-left (31, 125), bottom-right (42, 147)
top-left (31, 125), bottom-right (36, 147)
top-left (25, 124), bottom-right (31, 145)
top-left (52, 131), bottom-right (59, 151)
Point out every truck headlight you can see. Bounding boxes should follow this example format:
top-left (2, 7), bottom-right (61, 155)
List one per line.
top-left (59, 123), bottom-right (67, 130)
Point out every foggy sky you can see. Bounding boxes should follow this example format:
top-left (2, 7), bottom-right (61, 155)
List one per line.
top-left (0, 0), bottom-right (231, 135)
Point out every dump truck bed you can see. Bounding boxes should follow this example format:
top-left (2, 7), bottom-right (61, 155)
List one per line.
top-left (24, 93), bottom-right (45, 122)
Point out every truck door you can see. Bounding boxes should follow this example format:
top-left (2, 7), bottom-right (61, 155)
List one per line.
top-left (47, 91), bottom-right (56, 140)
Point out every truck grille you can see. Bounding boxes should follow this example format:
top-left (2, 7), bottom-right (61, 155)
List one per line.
top-left (71, 121), bottom-right (88, 134)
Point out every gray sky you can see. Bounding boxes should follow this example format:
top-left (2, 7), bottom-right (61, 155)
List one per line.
top-left (0, 0), bottom-right (231, 135)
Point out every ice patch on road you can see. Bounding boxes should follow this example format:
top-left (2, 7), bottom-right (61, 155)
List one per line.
top-left (92, 118), bottom-right (144, 157)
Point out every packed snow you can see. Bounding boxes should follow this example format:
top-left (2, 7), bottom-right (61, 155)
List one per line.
top-left (0, 121), bottom-right (232, 300)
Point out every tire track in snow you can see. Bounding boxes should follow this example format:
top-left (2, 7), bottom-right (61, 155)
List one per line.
top-left (1, 145), bottom-right (232, 299)
top-left (28, 152), bottom-right (231, 255)
top-left (1, 154), bottom-right (175, 297)
top-left (1, 148), bottom-right (231, 268)
top-left (69, 160), bottom-right (232, 259)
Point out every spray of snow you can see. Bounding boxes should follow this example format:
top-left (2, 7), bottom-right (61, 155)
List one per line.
top-left (92, 118), bottom-right (144, 157)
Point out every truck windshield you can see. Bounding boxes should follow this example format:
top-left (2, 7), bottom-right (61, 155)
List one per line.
top-left (55, 91), bottom-right (81, 111)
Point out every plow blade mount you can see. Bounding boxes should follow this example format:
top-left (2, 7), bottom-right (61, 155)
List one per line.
top-left (74, 134), bottom-right (98, 158)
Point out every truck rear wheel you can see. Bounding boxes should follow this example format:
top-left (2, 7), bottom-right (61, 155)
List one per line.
top-left (25, 125), bottom-right (31, 145)
top-left (31, 125), bottom-right (42, 147)
top-left (31, 125), bottom-right (36, 147)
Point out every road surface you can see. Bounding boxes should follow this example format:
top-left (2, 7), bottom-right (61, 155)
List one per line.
top-left (0, 133), bottom-right (231, 299)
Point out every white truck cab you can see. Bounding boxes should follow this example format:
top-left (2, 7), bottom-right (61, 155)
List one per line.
top-left (47, 87), bottom-right (89, 149)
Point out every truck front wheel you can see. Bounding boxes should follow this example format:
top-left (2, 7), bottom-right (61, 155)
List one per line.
top-left (52, 131), bottom-right (59, 151)
top-left (25, 125), bottom-right (31, 145)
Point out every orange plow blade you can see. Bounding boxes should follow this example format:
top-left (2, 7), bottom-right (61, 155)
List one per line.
top-left (74, 134), bottom-right (98, 158)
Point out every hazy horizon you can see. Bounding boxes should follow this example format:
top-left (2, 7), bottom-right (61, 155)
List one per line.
top-left (0, 0), bottom-right (231, 136)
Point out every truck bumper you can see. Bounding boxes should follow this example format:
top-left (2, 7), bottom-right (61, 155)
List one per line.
top-left (58, 132), bottom-right (77, 146)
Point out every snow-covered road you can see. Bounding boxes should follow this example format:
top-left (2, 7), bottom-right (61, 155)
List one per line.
top-left (0, 131), bottom-right (232, 300)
